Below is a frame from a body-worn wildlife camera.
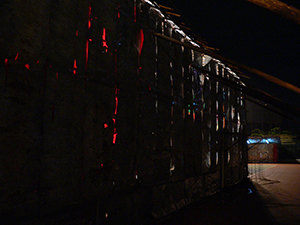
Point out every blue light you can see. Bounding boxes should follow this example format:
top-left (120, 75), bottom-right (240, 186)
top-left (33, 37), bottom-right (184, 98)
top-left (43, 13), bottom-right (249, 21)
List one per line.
top-left (247, 137), bottom-right (280, 144)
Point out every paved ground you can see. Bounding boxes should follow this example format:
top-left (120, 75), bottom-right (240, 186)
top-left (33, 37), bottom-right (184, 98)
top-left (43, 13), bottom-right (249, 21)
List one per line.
top-left (249, 163), bottom-right (300, 225)
top-left (153, 163), bottom-right (300, 225)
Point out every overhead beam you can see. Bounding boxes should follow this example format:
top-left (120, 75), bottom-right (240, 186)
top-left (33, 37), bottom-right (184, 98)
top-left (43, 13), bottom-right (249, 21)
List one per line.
top-left (152, 32), bottom-right (300, 96)
top-left (191, 64), bottom-right (300, 122)
top-left (245, 0), bottom-right (300, 25)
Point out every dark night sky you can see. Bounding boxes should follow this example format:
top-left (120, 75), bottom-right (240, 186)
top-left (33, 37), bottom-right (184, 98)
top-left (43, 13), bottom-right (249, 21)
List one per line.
top-left (159, 0), bottom-right (300, 108)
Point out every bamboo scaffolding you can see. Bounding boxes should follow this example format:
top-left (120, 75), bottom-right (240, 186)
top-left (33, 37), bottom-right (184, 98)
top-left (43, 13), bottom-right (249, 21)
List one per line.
top-left (152, 32), bottom-right (300, 96)
top-left (191, 64), bottom-right (300, 123)
top-left (245, 0), bottom-right (300, 25)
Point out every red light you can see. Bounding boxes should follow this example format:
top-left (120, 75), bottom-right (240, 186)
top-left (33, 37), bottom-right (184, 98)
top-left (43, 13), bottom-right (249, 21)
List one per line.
top-left (88, 3), bottom-right (92, 29)
top-left (76, 30), bottom-right (78, 36)
top-left (15, 53), bottom-right (19, 61)
top-left (5, 58), bottom-right (8, 66)
top-left (137, 29), bottom-right (144, 56)
top-left (85, 39), bottom-right (89, 70)
top-left (113, 133), bottom-right (117, 144)
top-left (24, 64), bottom-right (30, 70)
top-left (134, 0), bottom-right (137, 22)
top-left (37, 60), bottom-right (39, 64)
top-left (104, 123), bottom-right (108, 128)
top-left (102, 28), bottom-right (108, 52)
top-left (73, 59), bottom-right (77, 75)
top-left (114, 96), bottom-right (118, 115)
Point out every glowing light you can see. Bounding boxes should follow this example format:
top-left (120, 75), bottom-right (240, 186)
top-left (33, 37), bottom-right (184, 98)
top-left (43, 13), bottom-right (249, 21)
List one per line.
top-left (24, 64), bottom-right (30, 70)
top-left (113, 133), bottom-right (117, 144)
top-left (73, 59), bottom-right (77, 75)
top-left (76, 30), bottom-right (78, 36)
top-left (102, 28), bottom-right (108, 52)
top-left (88, 3), bottom-right (92, 29)
top-left (15, 53), bottom-right (19, 61)
top-left (134, 0), bottom-right (137, 22)
top-left (85, 39), bottom-right (89, 70)
top-left (104, 123), bottom-right (108, 128)
top-left (5, 58), bottom-right (8, 66)
top-left (137, 29), bottom-right (144, 56)
top-left (114, 96), bottom-right (118, 115)
top-left (193, 110), bottom-right (195, 122)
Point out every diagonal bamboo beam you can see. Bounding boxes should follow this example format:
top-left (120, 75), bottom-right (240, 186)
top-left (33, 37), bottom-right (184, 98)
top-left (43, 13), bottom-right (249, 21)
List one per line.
top-left (152, 32), bottom-right (300, 96)
top-left (245, 0), bottom-right (300, 25)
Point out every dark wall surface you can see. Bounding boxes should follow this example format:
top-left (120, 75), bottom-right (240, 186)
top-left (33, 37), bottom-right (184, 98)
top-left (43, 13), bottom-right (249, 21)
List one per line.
top-left (0, 1), bottom-right (248, 224)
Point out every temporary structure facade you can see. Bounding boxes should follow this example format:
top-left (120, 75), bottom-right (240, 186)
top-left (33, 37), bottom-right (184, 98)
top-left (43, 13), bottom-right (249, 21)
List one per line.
top-left (0, 0), bottom-right (247, 223)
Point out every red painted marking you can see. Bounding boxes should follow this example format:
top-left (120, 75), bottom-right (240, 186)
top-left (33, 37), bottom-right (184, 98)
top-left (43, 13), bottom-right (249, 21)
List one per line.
top-left (15, 53), bottom-right (19, 61)
top-left (104, 123), bottom-right (108, 128)
top-left (24, 64), bottom-right (30, 70)
top-left (102, 28), bottom-right (108, 52)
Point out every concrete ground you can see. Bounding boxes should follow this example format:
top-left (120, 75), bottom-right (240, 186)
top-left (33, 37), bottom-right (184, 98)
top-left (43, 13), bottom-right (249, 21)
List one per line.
top-left (153, 163), bottom-right (300, 225)
top-left (249, 163), bottom-right (300, 225)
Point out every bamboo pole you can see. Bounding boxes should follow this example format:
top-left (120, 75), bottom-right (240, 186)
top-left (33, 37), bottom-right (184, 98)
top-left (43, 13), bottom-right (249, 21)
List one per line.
top-left (152, 32), bottom-right (300, 96)
top-left (191, 64), bottom-right (300, 121)
top-left (245, 0), bottom-right (300, 26)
